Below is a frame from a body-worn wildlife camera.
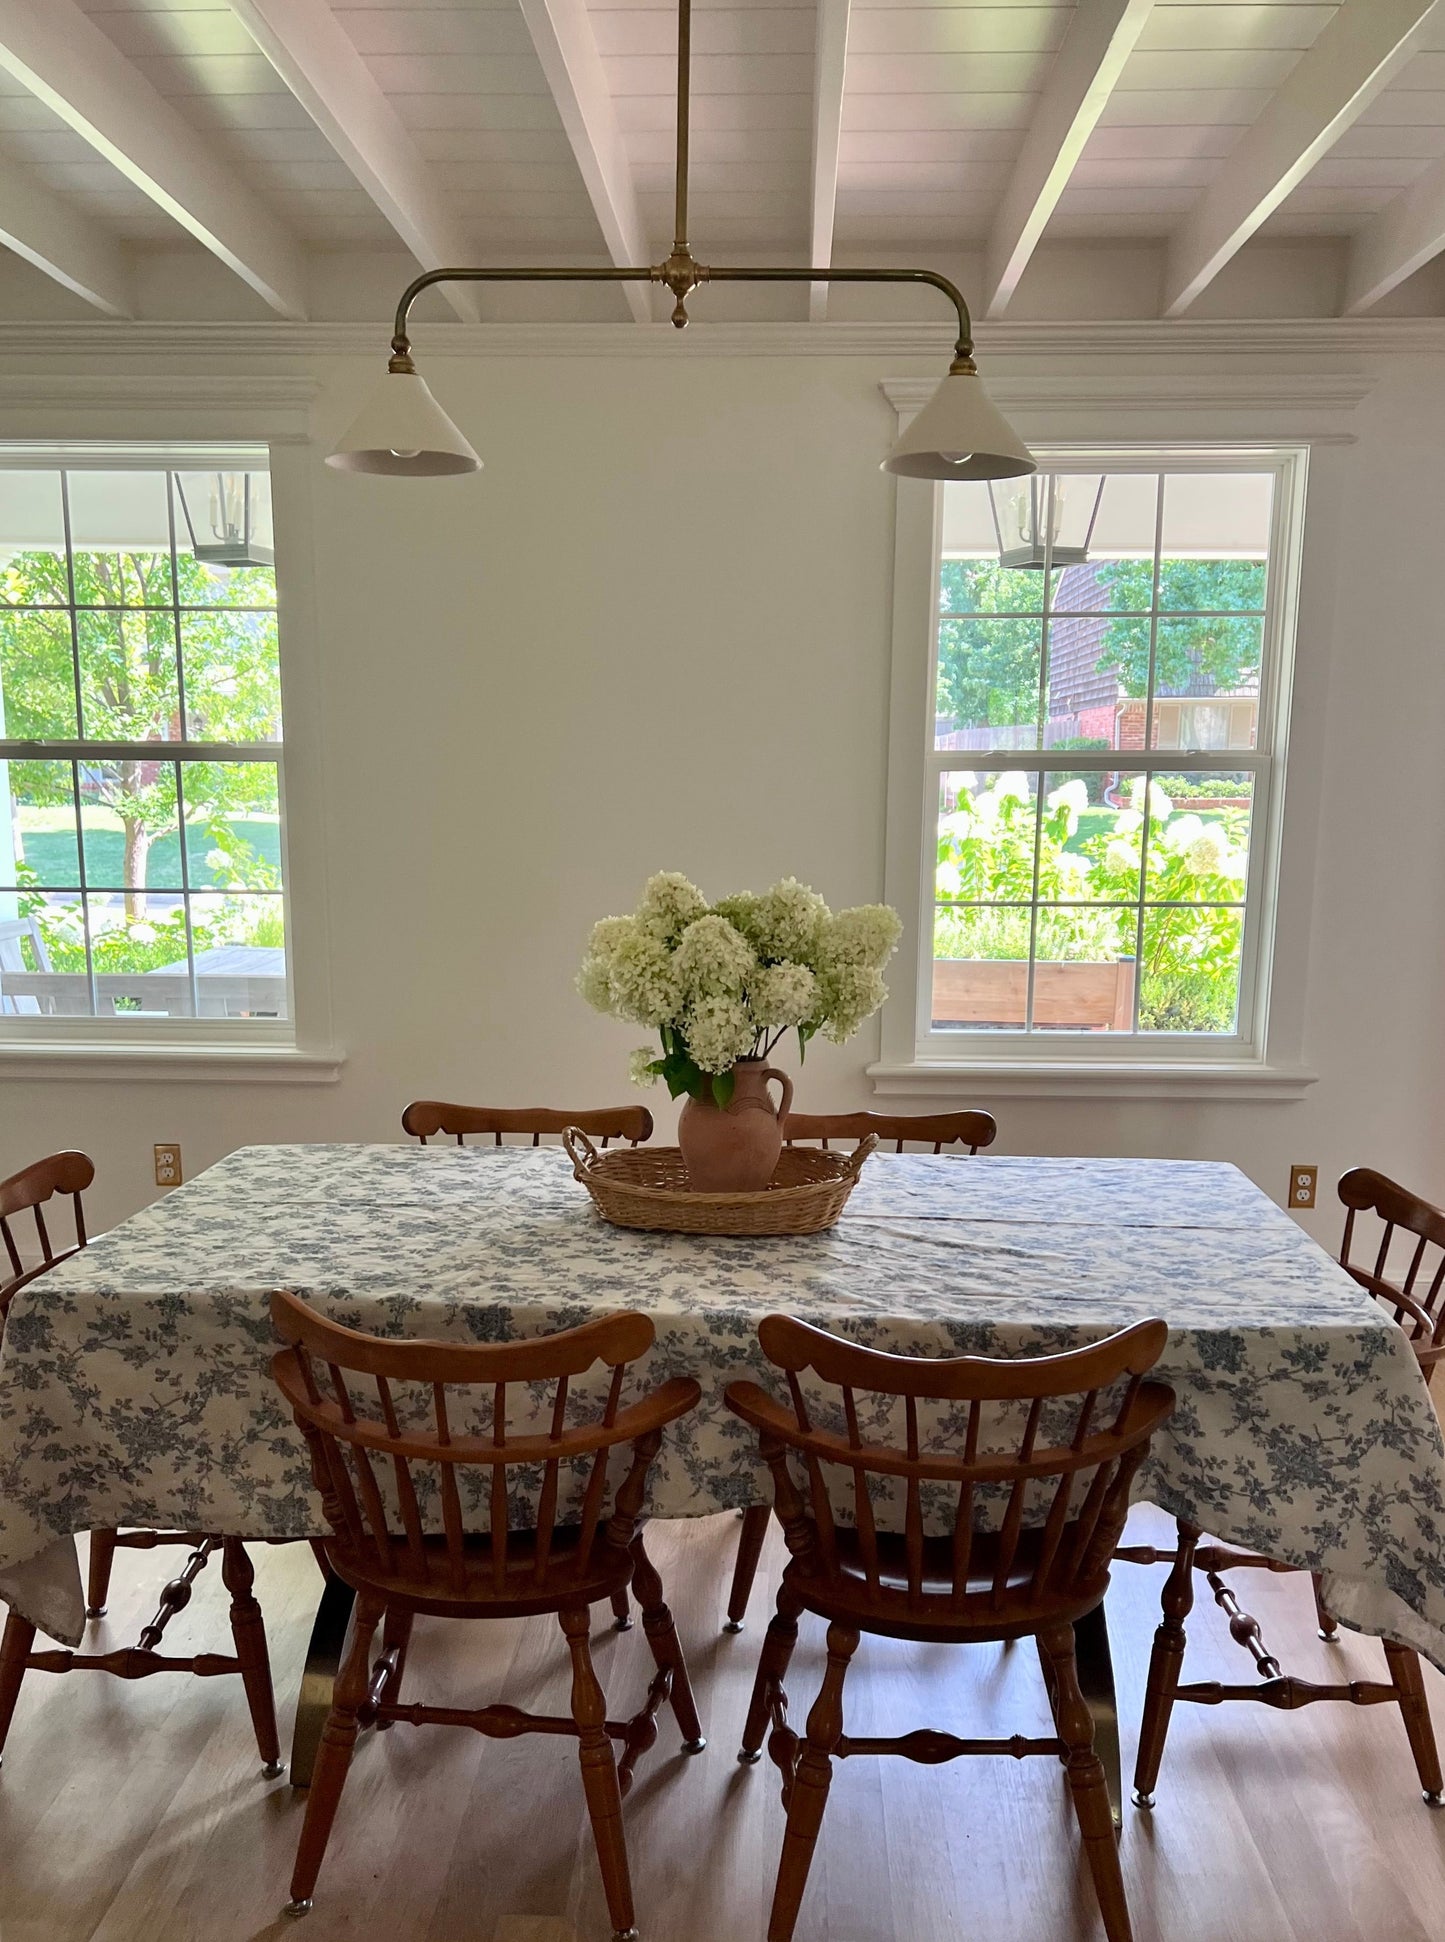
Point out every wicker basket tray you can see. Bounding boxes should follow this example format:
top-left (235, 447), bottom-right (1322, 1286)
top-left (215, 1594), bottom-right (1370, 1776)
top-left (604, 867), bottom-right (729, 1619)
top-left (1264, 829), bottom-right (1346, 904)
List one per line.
top-left (564, 1128), bottom-right (878, 1236)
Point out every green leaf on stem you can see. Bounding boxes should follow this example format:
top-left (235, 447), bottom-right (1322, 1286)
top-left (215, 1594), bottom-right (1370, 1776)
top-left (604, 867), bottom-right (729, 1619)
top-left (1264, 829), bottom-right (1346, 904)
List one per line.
top-left (711, 1069), bottom-right (735, 1110)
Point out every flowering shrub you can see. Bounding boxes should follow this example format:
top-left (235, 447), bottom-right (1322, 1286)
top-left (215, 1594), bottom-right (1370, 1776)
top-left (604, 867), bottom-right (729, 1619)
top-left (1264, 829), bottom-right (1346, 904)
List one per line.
top-left (935, 775), bottom-right (1248, 1033)
top-left (578, 872), bottom-right (901, 1104)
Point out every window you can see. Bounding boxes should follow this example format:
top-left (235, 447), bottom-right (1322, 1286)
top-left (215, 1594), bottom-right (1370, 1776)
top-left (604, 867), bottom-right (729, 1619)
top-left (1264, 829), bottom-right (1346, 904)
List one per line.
top-left (899, 451), bottom-right (1304, 1066)
top-left (0, 453), bottom-right (289, 1028)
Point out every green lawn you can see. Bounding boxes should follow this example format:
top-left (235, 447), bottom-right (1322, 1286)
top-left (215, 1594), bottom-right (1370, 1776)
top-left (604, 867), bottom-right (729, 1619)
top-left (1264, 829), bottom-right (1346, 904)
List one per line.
top-left (14, 811), bottom-right (281, 889)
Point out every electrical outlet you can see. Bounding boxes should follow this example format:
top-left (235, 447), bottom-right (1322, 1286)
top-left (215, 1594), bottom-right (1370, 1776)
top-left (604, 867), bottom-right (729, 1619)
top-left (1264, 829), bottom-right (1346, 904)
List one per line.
top-left (1289, 1163), bottom-right (1317, 1210)
top-left (153, 1143), bottom-right (182, 1188)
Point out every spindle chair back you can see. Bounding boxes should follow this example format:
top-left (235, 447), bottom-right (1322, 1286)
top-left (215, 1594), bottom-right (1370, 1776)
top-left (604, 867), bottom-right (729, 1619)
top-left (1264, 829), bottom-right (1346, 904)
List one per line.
top-left (401, 1100), bottom-right (653, 1147)
top-left (0, 1150), bottom-right (93, 1323)
top-left (733, 1315), bottom-right (1170, 1636)
top-left (269, 1293), bottom-right (703, 1936)
top-left (1338, 1167), bottom-right (1445, 1385)
top-left (782, 1108), bottom-right (995, 1156)
top-left (725, 1317), bottom-right (1172, 1942)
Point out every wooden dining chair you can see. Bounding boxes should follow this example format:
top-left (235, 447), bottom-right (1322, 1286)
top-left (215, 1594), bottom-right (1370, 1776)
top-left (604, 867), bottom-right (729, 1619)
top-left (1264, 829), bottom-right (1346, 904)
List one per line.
top-left (783, 1107), bottom-right (997, 1155)
top-left (1124, 1164), bottom-right (1445, 1815)
top-left (726, 1314), bottom-right (1173, 1942)
top-left (270, 1291), bottom-right (704, 1937)
top-left (722, 1105), bottom-right (998, 1636)
top-left (401, 1101), bottom-right (654, 1147)
top-left (0, 1151), bottom-right (280, 1777)
top-left (0, 1149), bottom-right (92, 1325)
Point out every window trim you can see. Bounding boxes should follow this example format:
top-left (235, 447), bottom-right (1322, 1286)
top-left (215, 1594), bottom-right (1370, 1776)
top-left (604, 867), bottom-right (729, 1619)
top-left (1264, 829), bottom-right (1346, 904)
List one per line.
top-left (876, 442), bottom-right (1313, 1091)
top-left (0, 438), bottom-right (336, 1067)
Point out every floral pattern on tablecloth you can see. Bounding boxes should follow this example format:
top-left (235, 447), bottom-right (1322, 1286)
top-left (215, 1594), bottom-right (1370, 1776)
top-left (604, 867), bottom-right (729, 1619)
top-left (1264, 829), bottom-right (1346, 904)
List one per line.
top-left (1, 1143), bottom-right (1443, 1665)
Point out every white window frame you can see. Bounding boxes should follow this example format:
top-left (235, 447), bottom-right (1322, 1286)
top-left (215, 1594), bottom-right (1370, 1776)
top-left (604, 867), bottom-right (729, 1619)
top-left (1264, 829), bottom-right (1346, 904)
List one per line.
top-left (874, 443), bottom-right (1314, 1099)
top-left (0, 437), bottom-right (336, 1078)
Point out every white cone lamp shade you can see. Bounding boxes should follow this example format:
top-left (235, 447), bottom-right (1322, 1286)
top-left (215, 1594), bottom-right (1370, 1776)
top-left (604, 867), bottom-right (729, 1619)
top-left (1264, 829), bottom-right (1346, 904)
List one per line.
top-left (327, 367), bottom-right (482, 476)
top-left (884, 368), bottom-right (1034, 481)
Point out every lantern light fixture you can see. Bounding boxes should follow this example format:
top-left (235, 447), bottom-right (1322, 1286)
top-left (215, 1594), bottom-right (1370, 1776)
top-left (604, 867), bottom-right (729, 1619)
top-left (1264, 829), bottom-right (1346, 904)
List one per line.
top-left (174, 470), bottom-right (274, 568)
top-left (327, 0), bottom-right (1034, 487)
top-left (987, 474), bottom-right (1106, 571)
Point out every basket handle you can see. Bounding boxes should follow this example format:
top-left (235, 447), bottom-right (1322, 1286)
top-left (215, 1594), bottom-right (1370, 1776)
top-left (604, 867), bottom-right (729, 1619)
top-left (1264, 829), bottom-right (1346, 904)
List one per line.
top-left (843, 1132), bottom-right (880, 1179)
top-left (563, 1126), bottom-right (600, 1179)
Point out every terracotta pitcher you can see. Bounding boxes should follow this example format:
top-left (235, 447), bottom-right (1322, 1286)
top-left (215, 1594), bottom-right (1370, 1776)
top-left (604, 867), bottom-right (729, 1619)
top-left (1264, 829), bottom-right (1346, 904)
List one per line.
top-left (678, 1059), bottom-right (794, 1193)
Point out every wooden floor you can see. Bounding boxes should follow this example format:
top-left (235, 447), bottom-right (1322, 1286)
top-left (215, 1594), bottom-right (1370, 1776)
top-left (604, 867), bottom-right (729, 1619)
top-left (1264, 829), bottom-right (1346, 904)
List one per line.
top-left (2, 1507), bottom-right (1444, 1942)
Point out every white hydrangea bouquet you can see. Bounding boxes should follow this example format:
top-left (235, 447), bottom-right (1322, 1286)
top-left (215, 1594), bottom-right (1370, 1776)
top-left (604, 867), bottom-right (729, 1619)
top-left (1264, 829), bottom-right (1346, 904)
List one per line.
top-left (577, 871), bottom-right (902, 1108)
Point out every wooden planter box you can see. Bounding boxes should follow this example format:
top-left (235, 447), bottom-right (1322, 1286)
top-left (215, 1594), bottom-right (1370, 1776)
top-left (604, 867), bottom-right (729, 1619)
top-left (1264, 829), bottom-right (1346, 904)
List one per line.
top-left (933, 957), bottom-right (1135, 1032)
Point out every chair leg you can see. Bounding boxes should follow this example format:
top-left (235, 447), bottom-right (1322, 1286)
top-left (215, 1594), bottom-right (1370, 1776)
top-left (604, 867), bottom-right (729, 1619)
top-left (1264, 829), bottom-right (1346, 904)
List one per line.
top-left (221, 1538), bottom-right (282, 1777)
top-left (560, 1605), bottom-right (638, 1942)
top-left (286, 1592), bottom-right (384, 1915)
top-left (766, 1620), bottom-right (857, 1942)
top-left (1312, 1572), bottom-right (1338, 1642)
top-left (1040, 1622), bottom-right (1134, 1942)
top-left (740, 1580), bottom-right (805, 1763)
top-left (629, 1532), bottom-right (705, 1753)
top-left (1384, 1642), bottom-right (1445, 1805)
top-left (1132, 1518), bottom-right (1200, 1810)
top-left (0, 1609), bottom-right (36, 1764)
top-left (372, 1607), bottom-right (414, 1729)
top-left (726, 1505), bottom-right (771, 1633)
top-left (610, 1587), bottom-right (633, 1632)
top-left (86, 1529), bottom-right (118, 1619)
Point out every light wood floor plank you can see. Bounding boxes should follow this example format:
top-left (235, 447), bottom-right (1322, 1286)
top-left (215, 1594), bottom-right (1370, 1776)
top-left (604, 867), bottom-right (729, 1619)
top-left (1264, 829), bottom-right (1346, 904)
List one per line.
top-left (1, 1510), bottom-right (1444, 1941)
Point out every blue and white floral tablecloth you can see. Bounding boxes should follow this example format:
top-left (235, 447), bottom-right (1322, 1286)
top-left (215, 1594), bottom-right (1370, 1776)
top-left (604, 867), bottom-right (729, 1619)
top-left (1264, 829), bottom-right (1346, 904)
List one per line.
top-left (2, 1143), bottom-right (1443, 1664)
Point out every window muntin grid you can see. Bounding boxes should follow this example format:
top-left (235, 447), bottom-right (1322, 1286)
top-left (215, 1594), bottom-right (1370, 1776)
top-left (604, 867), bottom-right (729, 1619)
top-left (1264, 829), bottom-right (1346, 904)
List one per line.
top-left (0, 464), bottom-right (287, 1025)
top-left (927, 466), bottom-right (1281, 1042)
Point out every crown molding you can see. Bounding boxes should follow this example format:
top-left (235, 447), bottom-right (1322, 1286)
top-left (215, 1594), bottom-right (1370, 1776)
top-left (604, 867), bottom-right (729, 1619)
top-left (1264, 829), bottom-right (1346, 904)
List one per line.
top-left (0, 316), bottom-right (1436, 361)
top-left (882, 372), bottom-right (1376, 426)
top-left (0, 373), bottom-right (317, 435)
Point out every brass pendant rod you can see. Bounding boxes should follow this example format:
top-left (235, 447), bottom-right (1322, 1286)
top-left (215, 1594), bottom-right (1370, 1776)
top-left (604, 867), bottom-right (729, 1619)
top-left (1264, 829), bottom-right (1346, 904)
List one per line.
top-left (389, 264), bottom-right (973, 368)
top-left (674, 0), bottom-right (690, 255)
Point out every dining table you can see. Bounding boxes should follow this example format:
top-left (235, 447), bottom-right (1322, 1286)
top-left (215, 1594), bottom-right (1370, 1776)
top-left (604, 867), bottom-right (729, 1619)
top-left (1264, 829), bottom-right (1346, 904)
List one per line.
top-left (2, 1140), bottom-right (1444, 1813)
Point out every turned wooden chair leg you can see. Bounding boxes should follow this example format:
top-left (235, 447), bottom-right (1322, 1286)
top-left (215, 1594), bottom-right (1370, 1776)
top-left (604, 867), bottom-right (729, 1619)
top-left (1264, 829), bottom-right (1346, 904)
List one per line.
top-left (286, 1593), bottom-right (384, 1914)
top-left (560, 1605), bottom-right (638, 1942)
top-left (221, 1538), bottom-right (282, 1777)
top-left (609, 1587), bottom-right (633, 1632)
top-left (0, 1609), bottom-right (36, 1763)
top-left (1312, 1572), bottom-right (1339, 1642)
top-left (372, 1606), bottom-right (414, 1729)
top-left (629, 1532), bottom-right (705, 1753)
top-left (726, 1504), bottom-right (771, 1632)
top-left (766, 1620), bottom-right (857, 1942)
top-left (740, 1580), bottom-right (805, 1763)
top-left (1041, 1621), bottom-right (1134, 1942)
top-left (1384, 1642), bottom-right (1445, 1806)
top-left (86, 1529), bottom-right (118, 1619)
top-left (1132, 1518), bottom-right (1200, 1810)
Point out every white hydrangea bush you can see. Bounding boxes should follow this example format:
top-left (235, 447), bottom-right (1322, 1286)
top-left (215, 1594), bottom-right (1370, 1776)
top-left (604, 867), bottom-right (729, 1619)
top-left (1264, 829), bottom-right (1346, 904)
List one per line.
top-left (577, 871), bottom-right (902, 1104)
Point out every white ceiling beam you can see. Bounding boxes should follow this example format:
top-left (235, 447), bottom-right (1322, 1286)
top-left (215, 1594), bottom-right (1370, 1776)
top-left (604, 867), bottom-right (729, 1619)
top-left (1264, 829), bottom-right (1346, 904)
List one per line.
top-left (983, 0), bottom-right (1155, 320)
top-left (226, 0), bottom-right (479, 324)
top-left (516, 0), bottom-right (652, 325)
top-left (1163, 0), bottom-right (1440, 318)
top-left (1343, 152), bottom-right (1445, 313)
top-left (808, 0), bottom-right (851, 323)
top-left (0, 154), bottom-right (130, 317)
top-left (0, 0), bottom-right (305, 319)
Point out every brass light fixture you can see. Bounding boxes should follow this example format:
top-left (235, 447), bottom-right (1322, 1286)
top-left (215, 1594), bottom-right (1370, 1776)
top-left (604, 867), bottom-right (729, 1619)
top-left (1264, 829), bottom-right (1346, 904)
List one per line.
top-left (328, 0), bottom-right (1034, 484)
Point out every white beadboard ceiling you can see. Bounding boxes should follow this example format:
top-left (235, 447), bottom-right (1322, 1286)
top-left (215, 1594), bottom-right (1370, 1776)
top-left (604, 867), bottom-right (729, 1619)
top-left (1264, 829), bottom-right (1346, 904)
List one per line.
top-left (0, 0), bottom-right (1436, 321)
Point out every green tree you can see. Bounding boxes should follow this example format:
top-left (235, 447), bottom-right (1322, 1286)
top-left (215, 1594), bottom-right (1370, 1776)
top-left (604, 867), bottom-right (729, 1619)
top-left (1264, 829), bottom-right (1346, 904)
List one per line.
top-left (937, 560), bottom-right (1041, 731)
top-left (0, 546), bottom-right (278, 917)
top-left (1096, 558), bottom-right (1265, 696)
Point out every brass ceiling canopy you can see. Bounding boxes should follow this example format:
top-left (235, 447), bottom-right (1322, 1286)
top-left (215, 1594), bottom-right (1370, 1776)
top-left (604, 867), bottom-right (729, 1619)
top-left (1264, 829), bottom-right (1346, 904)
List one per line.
top-left (328, 0), bottom-right (1035, 483)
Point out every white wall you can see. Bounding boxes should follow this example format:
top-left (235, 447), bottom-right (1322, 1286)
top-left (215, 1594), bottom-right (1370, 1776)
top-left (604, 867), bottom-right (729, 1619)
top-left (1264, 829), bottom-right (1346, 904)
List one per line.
top-left (1, 328), bottom-right (1442, 1250)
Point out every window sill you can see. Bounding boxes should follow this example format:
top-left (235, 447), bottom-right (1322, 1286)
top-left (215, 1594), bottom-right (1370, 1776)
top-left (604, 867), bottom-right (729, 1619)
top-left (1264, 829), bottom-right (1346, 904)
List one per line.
top-left (867, 1059), bottom-right (1317, 1102)
top-left (0, 1042), bottom-right (344, 1084)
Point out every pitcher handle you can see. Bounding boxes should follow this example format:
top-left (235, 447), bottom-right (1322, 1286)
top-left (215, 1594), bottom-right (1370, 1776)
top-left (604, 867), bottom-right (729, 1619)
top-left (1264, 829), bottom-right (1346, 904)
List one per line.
top-left (760, 1065), bottom-right (794, 1127)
